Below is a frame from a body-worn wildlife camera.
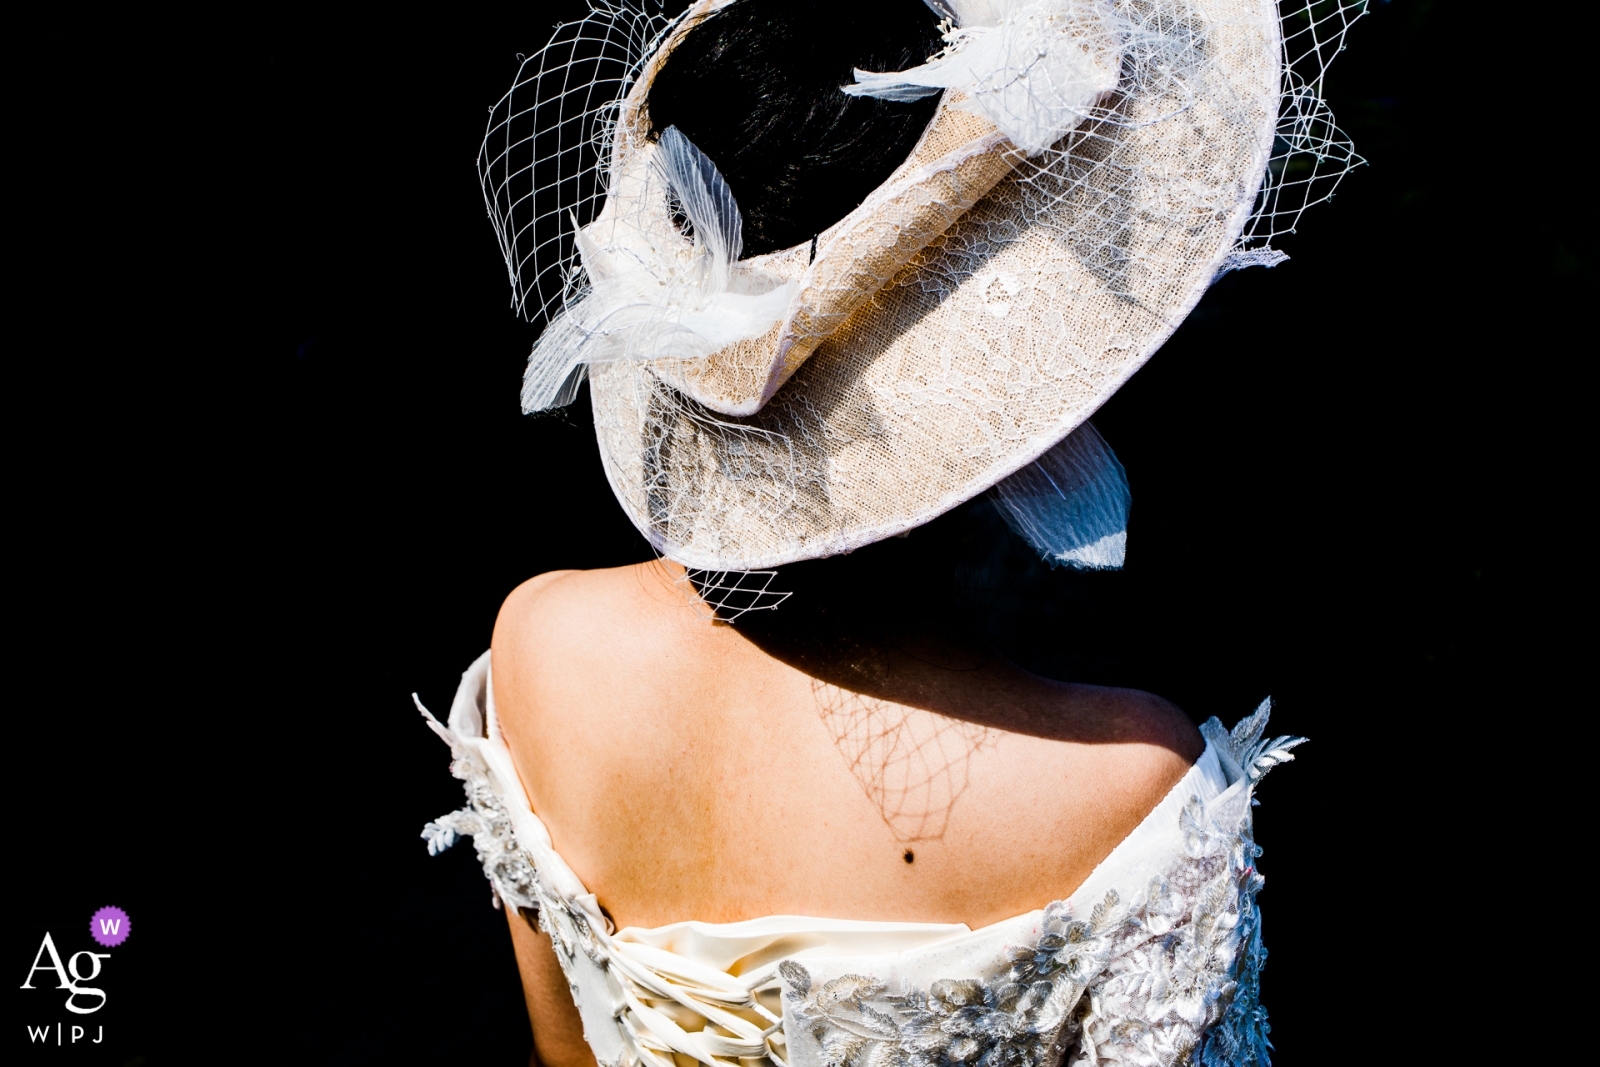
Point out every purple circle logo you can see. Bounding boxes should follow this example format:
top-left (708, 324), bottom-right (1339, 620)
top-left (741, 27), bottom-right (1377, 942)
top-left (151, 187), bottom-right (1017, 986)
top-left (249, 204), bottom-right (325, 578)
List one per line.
top-left (90, 906), bottom-right (131, 948)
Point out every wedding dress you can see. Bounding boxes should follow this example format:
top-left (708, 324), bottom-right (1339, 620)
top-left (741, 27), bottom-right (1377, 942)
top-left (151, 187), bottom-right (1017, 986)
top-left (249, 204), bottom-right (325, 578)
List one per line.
top-left (421, 651), bottom-right (1301, 1067)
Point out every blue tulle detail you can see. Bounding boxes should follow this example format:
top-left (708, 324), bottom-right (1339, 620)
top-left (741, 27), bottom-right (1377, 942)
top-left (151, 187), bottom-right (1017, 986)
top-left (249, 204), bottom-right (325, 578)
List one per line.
top-left (990, 422), bottom-right (1130, 569)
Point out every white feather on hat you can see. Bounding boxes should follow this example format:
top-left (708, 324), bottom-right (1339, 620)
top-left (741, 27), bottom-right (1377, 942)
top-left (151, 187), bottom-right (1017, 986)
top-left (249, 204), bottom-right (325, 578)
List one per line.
top-left (480, 0), bottom-right (1363, 571)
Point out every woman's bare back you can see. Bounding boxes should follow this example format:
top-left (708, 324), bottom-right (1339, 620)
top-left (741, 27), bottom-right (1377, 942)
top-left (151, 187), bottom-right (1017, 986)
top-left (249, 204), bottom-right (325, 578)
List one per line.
top-left (489, 562), bottom-right (1201, 1067)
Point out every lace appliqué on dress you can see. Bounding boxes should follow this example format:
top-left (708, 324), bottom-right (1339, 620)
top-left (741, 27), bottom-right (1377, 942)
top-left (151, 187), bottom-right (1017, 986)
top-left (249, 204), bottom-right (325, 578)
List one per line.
top-left (419, 695), bottom-right (612, 975)
top-left (423, 756), bottom-right (543, 915)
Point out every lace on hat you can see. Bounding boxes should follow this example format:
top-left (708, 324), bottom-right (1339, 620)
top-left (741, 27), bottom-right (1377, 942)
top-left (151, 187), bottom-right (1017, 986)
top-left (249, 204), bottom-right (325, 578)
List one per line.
top-left (477, 0), bottom-right (1365, 576)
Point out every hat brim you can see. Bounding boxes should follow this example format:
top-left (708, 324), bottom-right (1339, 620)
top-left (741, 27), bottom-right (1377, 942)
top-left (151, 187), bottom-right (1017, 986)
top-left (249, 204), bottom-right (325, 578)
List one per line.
top-left (590, 0), bottom-right (1282, 570)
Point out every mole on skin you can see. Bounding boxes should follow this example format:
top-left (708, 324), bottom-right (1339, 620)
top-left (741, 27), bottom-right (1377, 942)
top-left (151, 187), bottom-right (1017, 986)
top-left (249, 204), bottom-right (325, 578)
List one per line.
top-left (904, 850), bottom-right (915, 864)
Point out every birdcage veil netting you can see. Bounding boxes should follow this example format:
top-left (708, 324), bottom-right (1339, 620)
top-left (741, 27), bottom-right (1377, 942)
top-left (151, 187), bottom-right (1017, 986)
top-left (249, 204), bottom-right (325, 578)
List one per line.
top-left (1228, 0), bottom-right (1365, 267)
top-left (478, 0), bottom-right (1365, 578)
top-left (480, 1), bottom-right (680, 326)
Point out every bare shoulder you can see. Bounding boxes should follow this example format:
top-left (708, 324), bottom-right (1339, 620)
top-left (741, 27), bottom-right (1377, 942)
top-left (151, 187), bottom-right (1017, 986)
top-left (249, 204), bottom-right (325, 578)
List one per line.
top-left (489, 562), bottom-right (702, 732)
top-left (999, 677), bottom-right (1205, 824)
top-left (494, 563), bottom-right (680, 663)
top-left (1082, 683), bottom-right (1204, 765)
top-left (1073, 683), bottom-right (1203, 808)
top-left (1110, 696), bottom-right (1204, 813)
top-left (496, 565), bottom-right (637, 633)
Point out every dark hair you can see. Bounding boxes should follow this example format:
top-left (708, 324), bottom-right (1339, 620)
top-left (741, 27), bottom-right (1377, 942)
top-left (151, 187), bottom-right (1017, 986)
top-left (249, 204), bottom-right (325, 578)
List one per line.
top-left (644, 0), bottom-right (944, 258)
top-left (700, 497), bottom-right (1138, 685)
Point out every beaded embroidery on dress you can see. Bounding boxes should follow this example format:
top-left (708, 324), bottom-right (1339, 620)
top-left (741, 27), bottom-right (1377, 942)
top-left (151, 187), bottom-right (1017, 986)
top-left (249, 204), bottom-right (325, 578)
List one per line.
top-left (420, 652), bottom-right (1303, 1067)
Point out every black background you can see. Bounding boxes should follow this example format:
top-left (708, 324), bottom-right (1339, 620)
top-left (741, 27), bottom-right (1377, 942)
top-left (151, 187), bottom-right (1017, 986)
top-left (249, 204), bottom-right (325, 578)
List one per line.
top-left (10, 2), bottom-right (1579, 1063)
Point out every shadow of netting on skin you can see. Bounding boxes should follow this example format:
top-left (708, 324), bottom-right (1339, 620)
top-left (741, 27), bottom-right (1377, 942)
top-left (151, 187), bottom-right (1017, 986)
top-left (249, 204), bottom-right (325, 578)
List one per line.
top-left (677, 558), bottom-right (994, 844)
top-left (675, 500), bottom-right (1165, 841)
top-left (811, 679), bottom-right (996, 843)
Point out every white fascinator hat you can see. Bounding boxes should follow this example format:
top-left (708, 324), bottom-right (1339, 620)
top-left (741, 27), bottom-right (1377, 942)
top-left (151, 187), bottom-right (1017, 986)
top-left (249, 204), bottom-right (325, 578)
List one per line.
top-left (480, 0), bottom-right (1361, 573)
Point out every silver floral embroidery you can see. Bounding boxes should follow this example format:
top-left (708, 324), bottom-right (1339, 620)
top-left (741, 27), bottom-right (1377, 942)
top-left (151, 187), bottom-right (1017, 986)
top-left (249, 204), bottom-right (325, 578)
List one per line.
top-left (433, 762), bottom-right (616, 961)
top-left (424, 755), bottom-right (543, 914)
